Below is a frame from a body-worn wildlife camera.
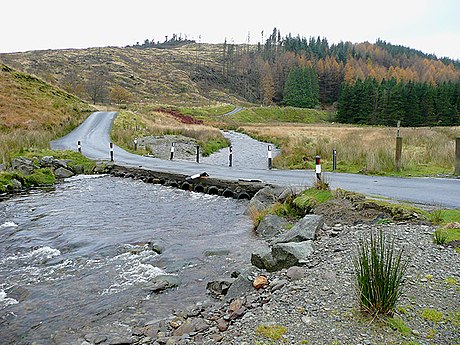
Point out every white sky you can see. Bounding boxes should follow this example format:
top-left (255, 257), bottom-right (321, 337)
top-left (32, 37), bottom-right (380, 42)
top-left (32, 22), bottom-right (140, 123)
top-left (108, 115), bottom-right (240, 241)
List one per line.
top-left (1, 0), bottom-right (459, 60)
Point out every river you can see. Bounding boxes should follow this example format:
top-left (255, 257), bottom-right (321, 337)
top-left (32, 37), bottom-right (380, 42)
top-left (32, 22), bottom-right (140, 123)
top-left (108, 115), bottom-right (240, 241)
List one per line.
top-left (0, 175), bottom-right (262, 344)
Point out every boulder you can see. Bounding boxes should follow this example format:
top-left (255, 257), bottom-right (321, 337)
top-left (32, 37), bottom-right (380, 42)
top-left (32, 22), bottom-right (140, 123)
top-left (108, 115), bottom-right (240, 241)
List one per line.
top-left (251, 246), bottom-right (277, 272)
top-left (39, 156), bottom-right (59, 167)
top-left (0, 163), bottom-right (5, 172)
top-left (272, 214), bottom-right (323, 244)
top-left (144, 275), bottom-right (179, 293)
top-left (172, 318), bottom-right (209, 337)
top-left (206, 278), bottom-right (235, 297)
top-left (11, 157), bottom-right (36, 175)
top-left (271, 241), bottom-right (314, 270)
top-left (246, 186), bottom-right (277, 214)
top-left (286, 266), bottom-right (305, 281)
top-left (255, 214), bottom-right (288, 238)
top-left (224, 270), bottom-right (256, 302)
top-left (54, 167), bottom-right (75, 179)
top-left (10, 178), bottom-right (23, 191)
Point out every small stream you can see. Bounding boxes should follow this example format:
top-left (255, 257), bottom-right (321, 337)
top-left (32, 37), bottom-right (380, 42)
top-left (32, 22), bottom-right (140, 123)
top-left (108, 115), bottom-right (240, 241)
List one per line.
top-left (0, 175), bottom-right (262, 344)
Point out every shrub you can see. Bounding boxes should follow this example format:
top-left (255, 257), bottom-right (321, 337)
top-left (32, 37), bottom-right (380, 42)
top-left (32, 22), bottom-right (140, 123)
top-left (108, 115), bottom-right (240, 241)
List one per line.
top-left (353, 230), bottom-right (409, 316)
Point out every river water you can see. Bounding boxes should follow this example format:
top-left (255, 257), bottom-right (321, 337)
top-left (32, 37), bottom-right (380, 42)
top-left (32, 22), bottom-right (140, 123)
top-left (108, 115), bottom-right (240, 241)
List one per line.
top-left (0, 175), bottom-right (261, 344)
top-left (201, 131), bottom-right (280, 168)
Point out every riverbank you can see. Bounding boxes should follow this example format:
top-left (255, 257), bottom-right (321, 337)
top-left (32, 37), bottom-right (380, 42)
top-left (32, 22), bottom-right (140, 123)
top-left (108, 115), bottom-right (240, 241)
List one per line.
top-left (108, 223), bottom-right (459, 345)
top-left (121, 189), bottom-right (459, 345)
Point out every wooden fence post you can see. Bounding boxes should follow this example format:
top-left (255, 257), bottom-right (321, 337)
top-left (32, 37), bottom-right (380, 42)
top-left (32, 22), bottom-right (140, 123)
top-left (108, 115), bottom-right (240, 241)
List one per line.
top-left (455, 137), bottom-right (460, 176)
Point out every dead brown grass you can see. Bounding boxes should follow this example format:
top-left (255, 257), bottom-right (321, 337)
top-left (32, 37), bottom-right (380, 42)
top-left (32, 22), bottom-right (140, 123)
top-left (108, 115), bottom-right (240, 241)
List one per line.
top-left (0, 64), bottom-right (94, 163)
top-left (241, 123), bottom-right (460, 175)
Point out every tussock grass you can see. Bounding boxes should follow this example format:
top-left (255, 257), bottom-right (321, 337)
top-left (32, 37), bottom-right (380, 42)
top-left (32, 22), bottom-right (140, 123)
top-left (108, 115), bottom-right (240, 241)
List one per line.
top-left (353, 230), bottom-right (409, 316)
top-left (240, 123), bottom-right (459, 176)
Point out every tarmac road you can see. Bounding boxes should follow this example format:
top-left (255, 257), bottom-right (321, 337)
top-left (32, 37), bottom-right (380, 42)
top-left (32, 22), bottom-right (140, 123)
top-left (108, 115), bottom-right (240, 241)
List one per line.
top-left (51, 112), bottom-right (460, 209)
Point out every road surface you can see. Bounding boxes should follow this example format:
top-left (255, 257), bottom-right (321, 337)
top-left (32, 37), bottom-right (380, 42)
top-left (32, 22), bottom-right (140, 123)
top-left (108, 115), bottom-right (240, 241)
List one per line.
top-left (51, 112), bottom-right (460, 208)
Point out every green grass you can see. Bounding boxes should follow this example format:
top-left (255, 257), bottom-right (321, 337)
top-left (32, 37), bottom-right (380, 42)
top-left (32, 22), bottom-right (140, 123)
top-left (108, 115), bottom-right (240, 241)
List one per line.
top-left (387, 317), bottom-right (412, 336)
top-left (293, 188), bottom-right (333, 210)
top-left (421, 308), bottom-right (443, 323)
top-left (19, 149), bottom-right (96, 174)
top-left (255, 324), bottom-right (288, 341)
top-left (227, 106), bottom-right (330, 124)
top-left (179, 105), bottom-right (236, 118)
top-left (429, 209), bottom-right (460, 244)
top-left (0, 168), bottom-right (56, 193)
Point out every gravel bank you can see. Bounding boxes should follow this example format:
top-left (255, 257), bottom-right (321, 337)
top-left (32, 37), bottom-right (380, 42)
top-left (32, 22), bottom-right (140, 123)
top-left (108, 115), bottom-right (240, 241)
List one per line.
top-left (210, 222), bottom-right (459, 345)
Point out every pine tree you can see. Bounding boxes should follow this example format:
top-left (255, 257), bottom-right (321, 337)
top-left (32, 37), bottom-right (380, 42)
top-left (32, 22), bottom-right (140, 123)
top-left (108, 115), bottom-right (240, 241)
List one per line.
top-left (283, 67), bottom-right (319, 108)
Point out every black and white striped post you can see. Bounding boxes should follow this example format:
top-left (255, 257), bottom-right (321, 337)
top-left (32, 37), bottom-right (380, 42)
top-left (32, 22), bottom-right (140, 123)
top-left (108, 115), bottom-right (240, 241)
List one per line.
top-left (170, 142), bottom-right (175, 160)
top-left (110, 142), bottom-right (114, 162)
top-left (134, 138), bottom-right (138, 151)
top-left (228, 145), bottom-right (233, 167)
top-left (196, 145), bottom-right (200, 163)
top-left (315, 155), bottom-right (322, 182)
top-left (268, 145), bottom-right (273, 170)
top-left (332, 148), bottom-right (337, 171)
top-left (77, 141), bottom-right (81, 153)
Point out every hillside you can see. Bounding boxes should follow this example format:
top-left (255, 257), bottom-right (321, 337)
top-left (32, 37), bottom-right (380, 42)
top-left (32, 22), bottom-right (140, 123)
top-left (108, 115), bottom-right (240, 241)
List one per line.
top-left (0, 63), bottom-right (94, 163)
top-left (1, 34), bottom-right (458, 108)
top-left (0, 44), bottom-right (240, 106)
top-left (1, 31), bottom-right (459, 127)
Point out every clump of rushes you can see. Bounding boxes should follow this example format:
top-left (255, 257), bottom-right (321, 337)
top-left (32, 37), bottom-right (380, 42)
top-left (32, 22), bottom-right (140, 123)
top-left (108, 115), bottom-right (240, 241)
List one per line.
top-left (432, 229), bottom-right (449, 245)
top-left (353, 230), bottom-right (410, 316)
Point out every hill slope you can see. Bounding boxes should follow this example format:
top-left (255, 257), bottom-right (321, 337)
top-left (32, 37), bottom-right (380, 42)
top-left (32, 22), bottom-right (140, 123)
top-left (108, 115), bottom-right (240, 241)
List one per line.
top-left (1, 35), bottom-right (459, 113)
top-left (0, 63), bottom-right (94, 162)
top-left (0, 45), bottom-right (240, 106)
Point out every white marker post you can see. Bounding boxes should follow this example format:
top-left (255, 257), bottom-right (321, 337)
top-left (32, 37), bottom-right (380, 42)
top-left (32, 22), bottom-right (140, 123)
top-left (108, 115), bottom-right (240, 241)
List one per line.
top-left (228, 145), bottom-right (233, 167)
top-left (315, 155), bottom-right (321, 182)
top-left (332, 148), bottom-right (337, 171)
top-left (170, 143), bottom-right (175, 160)
top-left (77, 141), bottom-right (81, 153)
top-left (110, 143), bottom-right (114, 162)
top-left (196, 145), bottom-right (200, 163)
top-left (134, 138), bottom-right (138, 151)
top-left (268, 145), bottom-right (272, 170)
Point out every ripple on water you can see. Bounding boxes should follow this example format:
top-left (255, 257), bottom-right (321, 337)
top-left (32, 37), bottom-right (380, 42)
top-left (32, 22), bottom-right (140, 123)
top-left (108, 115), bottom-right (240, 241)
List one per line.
top-left (0, 289), bottom-right (19, 308)
top-left (0, 221), bottom-right (18, 229)
top-left (101, 245), bottom-right (168, 295)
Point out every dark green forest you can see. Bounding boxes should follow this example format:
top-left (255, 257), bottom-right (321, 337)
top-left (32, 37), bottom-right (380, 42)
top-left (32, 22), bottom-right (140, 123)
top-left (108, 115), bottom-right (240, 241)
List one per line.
top-left (216, 28), bottom-right (460, 126)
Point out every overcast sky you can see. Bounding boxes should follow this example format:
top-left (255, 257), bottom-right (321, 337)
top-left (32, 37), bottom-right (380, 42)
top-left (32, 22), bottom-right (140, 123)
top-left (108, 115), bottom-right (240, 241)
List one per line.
top-left (2, 0), bottom-right (459, 60)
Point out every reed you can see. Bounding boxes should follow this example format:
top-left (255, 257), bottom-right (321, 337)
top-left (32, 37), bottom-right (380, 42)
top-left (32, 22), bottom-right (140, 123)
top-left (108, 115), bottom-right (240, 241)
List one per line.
top-left (353, 230), bottom-right (409, 316)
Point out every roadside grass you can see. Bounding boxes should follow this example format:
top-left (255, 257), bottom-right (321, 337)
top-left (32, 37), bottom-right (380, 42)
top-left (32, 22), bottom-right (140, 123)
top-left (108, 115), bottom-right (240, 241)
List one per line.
top-left (353, 230), bottom-right (409, 316)
top-left (111, 109), bottom-right (229, 157)
top-left (239, 123), bottom-right (459, 176)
